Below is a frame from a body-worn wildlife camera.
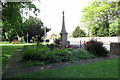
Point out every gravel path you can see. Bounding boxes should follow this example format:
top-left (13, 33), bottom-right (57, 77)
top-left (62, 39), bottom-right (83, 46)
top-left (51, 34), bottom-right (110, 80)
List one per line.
top-left (2, 49), bottom-right (119, 78)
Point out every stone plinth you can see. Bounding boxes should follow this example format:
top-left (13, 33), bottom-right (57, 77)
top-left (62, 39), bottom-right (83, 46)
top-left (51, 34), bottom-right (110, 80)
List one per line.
top-left (60, 32), bottom-right (68, 47)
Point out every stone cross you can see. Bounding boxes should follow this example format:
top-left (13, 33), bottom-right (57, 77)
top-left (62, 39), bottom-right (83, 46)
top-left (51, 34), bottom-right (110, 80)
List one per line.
top-left (60, 11), bottom-right (68, 47)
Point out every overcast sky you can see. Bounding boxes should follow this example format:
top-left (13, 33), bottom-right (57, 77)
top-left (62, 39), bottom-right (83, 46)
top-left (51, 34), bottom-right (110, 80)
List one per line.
top-left (32, 0), bottom-right (92, 34)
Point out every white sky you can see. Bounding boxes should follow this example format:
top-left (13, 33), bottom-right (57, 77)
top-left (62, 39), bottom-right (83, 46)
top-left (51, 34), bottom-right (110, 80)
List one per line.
top-left (32, 0), bottom-right (92, 34)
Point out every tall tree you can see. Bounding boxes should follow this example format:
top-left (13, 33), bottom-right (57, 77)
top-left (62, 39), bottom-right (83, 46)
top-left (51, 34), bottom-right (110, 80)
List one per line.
top-left (2, 2), bottom-right (40, 41)
top-left (72, 26), bottom-right (86, 38)
top-left (22, 16), bottom-right (51, 42)
top-left (109, 18), bottom-right (120, 36)
top-left (82, 0), bottom-right (119, 37)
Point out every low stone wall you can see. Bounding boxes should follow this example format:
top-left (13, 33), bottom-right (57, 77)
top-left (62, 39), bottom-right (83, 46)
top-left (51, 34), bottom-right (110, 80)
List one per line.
top-left (68, 37), bottom-right (119, 44)
top-left (68, 37), bottom-right (119, 51)
top-left (110, 43), bottom-right (120, 55)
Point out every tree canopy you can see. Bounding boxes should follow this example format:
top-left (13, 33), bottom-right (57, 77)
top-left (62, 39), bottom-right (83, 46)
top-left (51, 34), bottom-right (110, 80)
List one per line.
top-left (2, 2), bottom-right (40, 41)
top-left (82, 0), bottom-right (120, 37)
top-left (72, 26), bottom-right (86, 38)
top-left (22, 16), bottom-right (51, 42)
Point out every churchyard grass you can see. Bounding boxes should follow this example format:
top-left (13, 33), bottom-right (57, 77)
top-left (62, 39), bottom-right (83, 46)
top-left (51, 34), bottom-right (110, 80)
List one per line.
top-left (2, 45), bottom-right (24, 69)
top-left (8, 57), bottom-right (118, 78)
top-left (0, 41), bottom-right (11, 44)
top-left (0, 41), bottom-right (27, 44)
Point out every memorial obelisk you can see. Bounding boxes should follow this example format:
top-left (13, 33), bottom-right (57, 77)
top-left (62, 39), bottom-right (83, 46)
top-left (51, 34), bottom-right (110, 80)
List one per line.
top-left (60, 11), bottom-right (68, 47)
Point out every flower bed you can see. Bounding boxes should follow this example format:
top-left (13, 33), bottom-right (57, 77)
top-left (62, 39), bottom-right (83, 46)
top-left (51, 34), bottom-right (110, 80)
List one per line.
top-left (21, 44), bottom-right (96, 67)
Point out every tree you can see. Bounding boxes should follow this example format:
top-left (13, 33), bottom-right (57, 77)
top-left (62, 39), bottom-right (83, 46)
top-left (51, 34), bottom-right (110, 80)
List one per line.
top-left (109, 18), bottom-right (120, 36)
top-left (82, 1), bottom-right (119, 37)
top-left (22, 16), bottom-right (51, 43)
top-left (2, 2), bottom-right (40, 41)
top-left (72, 26), bottom-right (86, 38)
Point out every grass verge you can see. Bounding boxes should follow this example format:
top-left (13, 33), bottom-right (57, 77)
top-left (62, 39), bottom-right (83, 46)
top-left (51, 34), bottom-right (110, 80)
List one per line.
top-left (2, 45), bottom-right (24, 69)
top-left (7, 57), bottom-right (119, 78)
top-left (0, 41), bottom-right (11, 44)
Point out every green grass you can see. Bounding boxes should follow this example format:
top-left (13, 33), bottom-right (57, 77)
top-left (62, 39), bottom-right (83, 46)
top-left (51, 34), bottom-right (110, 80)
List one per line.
top-left (0, 41), bottom-right (27, 44)
top-left (2, 45), bottom-right (24, 69)
top-left (0, 41), bottom-right (11, 44)
top-left (7, 57), bottom-right (119, 78)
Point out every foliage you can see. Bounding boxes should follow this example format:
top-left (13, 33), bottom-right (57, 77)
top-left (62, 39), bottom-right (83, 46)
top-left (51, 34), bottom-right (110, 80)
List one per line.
top-left (82, 1), bottom-right (119, 37)
top-left (22, 44), bottom-right (96, 66)
top-left (22, 16), bottom-right (51, 42)
top-left (53, 38), bottom-right (60, 45)
top-left (109, 18), bottom-right (120, 36)
top-left (22, 45), bottom-right (47, 60)
top-left (73, 48), bottom-right (95, 59)
top-left (8, 58), bottom-right (119, 78)
top-left (2, 2), bottom-right (40, 41)
top-left (47, 44), bottom-right (62, 50)
top-left (85, 40), bottom-right (108, 57)
top-left (72, 26), bottom-right (86, 38)
top-left (53, 48), bottom-right (74, 62)
top-left (47, 44), bottom-right (55, 50)
top-left (22, 45), bottom-right (73, 63)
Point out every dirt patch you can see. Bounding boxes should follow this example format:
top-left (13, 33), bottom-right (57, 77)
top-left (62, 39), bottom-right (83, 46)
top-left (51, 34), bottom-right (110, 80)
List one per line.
top-left (2, 49), bottom-right (118, 78)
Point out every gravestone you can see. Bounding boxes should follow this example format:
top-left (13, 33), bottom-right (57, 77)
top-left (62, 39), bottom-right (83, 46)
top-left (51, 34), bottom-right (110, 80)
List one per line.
top-left (60, 11), bottom-right (68, 47)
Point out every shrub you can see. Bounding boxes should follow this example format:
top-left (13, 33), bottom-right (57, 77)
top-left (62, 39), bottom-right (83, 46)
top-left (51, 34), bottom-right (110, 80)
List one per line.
top-left (41, 50), bottom-right (57, 63)
top-left (73, 48), bottom-right (95, 59)
top-left (47, 44), bottom-right (62, 50)
top-left (53, 48), bottom-right (73, 62)
top-left (54, 39), bottom-right (60, 44)
top-left (22, 48), bottom-right (41, 60)
top-left (85, 40), bottom-right (108, 57)
top-left (22, 45), bottom-right (47, 60)
top-left (47, 44), bottom-right (55, 50)
top-left (21, 44), bottom-right (96, 67)
top-left (59, 48), bottom-right (73, 61)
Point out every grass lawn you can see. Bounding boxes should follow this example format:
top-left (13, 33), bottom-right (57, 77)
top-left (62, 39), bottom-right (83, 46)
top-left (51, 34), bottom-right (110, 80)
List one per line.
top-left (2, 45), bottom-right (24, 69)
top-left (0, 41), bottom-right (11, 44)
top-left (0, 41), bottom-right (27, 44)
top-left (7, 57), bottom-right (119, 78)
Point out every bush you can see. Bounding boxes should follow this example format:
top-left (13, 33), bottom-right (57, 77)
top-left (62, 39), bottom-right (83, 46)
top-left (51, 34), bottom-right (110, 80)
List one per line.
top-left (47, 44), bottom-right (55, 50)
top-left (53, 48), bottom-right (73, 62)
top-left (41, 50), bottom-right (57, 63)
top-left (54, 39), bottom-right (60, 44)
top-left (73, 48), bottom-right (95, 59)
top-left (22, 48), bottom-right (41, 60)
top-left (58, 48), bottom-right (73, 61)
top-left (22, 45), bottom-right (47, 60)
top-left (21, 44), bottom-right (96, 67)
top-left (85, 40), bottom-right (108, 57)
top-left (47, 44), bottom-right (62, 50)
